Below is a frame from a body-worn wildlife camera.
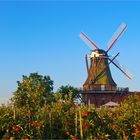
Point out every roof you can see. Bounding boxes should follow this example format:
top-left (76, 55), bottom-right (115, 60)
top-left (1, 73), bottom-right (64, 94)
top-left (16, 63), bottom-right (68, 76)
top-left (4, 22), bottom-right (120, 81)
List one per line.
top-left (102, 101), bottom-right (119, 107)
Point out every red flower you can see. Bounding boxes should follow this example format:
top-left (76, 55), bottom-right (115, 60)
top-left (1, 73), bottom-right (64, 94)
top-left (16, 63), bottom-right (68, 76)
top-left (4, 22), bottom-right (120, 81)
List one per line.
top-left (82, 111), bottom-right (89, 117)
top-left (38, 125), bottom-right (42, 129)
top-left (135, 127), bottom-right (139, 136)
top-left (31, 121), bottom-right (37, 127)
top-left (84, 124), bottom-right (89, 129)
top-left (72, 136), bottom-right (77, 140)
top-left (12, 125), bottom-right (21, 132)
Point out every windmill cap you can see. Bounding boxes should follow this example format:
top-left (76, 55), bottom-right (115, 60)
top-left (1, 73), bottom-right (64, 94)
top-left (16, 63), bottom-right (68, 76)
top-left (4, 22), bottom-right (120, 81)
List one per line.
top-left (93, 49), bottom-right (108, 56)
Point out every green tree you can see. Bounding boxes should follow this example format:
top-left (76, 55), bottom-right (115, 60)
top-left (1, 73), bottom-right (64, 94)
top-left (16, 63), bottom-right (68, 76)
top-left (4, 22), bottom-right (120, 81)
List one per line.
top-left (9, 73), bottom-right (54, 139)
top-left (12, 73), bottom-right (54, 109)
top-left (58, 85), bottom-right (81, 102)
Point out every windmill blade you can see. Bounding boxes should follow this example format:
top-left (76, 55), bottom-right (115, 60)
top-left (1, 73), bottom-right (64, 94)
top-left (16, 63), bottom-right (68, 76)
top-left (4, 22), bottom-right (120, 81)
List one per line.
top-left (108, 58), bottom-right (132, 80)
top-left (106, 23), bottom-right (127, 53)
top-left (79, 32), bottom-right (99, 50)
top-left (113, 59), bottom-right (133, 79)
top-left (85, 54), bottom-right (89, 74)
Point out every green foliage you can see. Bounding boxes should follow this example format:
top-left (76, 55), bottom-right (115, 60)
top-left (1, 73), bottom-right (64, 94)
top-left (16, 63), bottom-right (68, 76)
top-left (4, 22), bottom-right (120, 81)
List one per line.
top-left (58, 85), bottom-right (81, 102)
top-left (0, 73), bottom-right (140, 139)
top-left (12, 73), bottom-right (54, 109)
top-left (114, 94), bottom-right (140, 139)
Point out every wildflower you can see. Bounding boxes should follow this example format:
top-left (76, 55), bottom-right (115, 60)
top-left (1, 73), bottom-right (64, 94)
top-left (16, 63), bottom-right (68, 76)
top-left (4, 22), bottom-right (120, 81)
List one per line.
top-left (82, 111), bottom-right (89, 117)
top-left (31, 121), bottom-right (37, 127)
top-left (12, 125), bottom-right (21, 132)
top-left (72, 136), bottom-right (77, 140)
top-left (37, 125), bottom-right (42, 129)
top-left (135, 127), bottom-right (139, 136)
top-left (111, 125), bottom-right (116, 130)
top-left (84, 124), bottom-right (89, 129)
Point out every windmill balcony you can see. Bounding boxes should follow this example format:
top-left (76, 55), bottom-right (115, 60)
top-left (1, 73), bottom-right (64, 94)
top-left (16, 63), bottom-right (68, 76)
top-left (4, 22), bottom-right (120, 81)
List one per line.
top-left (79, 86), bottom-right (129, 94)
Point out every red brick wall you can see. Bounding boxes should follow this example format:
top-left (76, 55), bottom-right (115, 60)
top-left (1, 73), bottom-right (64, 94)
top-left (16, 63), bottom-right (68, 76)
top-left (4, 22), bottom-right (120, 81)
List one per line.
top-left (82, 91), bottom-right (140, 107)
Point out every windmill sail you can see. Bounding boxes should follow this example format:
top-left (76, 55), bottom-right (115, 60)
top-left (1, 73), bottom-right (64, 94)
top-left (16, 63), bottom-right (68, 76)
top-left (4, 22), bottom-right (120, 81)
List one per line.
top-left (109, 59), bottom-right (132, 80)
top-left (79, 32), bottom-right (99, 50)
top-left (107, 23), bottom-right (127, 52)
top-left (85, 54), bottom-right (89, 74)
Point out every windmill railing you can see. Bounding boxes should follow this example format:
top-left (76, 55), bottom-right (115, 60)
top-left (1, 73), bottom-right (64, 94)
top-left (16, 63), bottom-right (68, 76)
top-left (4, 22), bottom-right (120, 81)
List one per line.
top-left (116, 87), bottom-right (129, 92)
top-left (79, 86), bottom-right (129, 93)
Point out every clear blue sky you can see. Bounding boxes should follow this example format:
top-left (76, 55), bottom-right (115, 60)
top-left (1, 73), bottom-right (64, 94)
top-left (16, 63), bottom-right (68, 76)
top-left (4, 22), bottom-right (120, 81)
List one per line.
top-left (0, 1), bottom-right (140, 103)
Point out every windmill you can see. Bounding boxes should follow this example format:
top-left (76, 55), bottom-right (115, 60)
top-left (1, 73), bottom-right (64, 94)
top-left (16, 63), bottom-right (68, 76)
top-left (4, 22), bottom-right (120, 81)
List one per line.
top-left (80, 23), bottom-right (132, 91)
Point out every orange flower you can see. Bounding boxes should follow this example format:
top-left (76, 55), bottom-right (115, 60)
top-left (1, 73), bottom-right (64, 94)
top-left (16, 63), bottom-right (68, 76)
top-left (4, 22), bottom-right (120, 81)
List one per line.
top-left (82, 111), bottom-right (89, 117)
top-left (112, 125), bottom-right (116, 130)
top-left (135, 127), bottom-right (139, 136)
top-left (37, 125), bottom-right (42, 129)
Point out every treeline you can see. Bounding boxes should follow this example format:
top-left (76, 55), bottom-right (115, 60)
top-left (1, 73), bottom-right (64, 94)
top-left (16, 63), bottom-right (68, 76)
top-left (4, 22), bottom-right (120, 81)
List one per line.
top-left (0, 73), bottom-right (140, 139)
